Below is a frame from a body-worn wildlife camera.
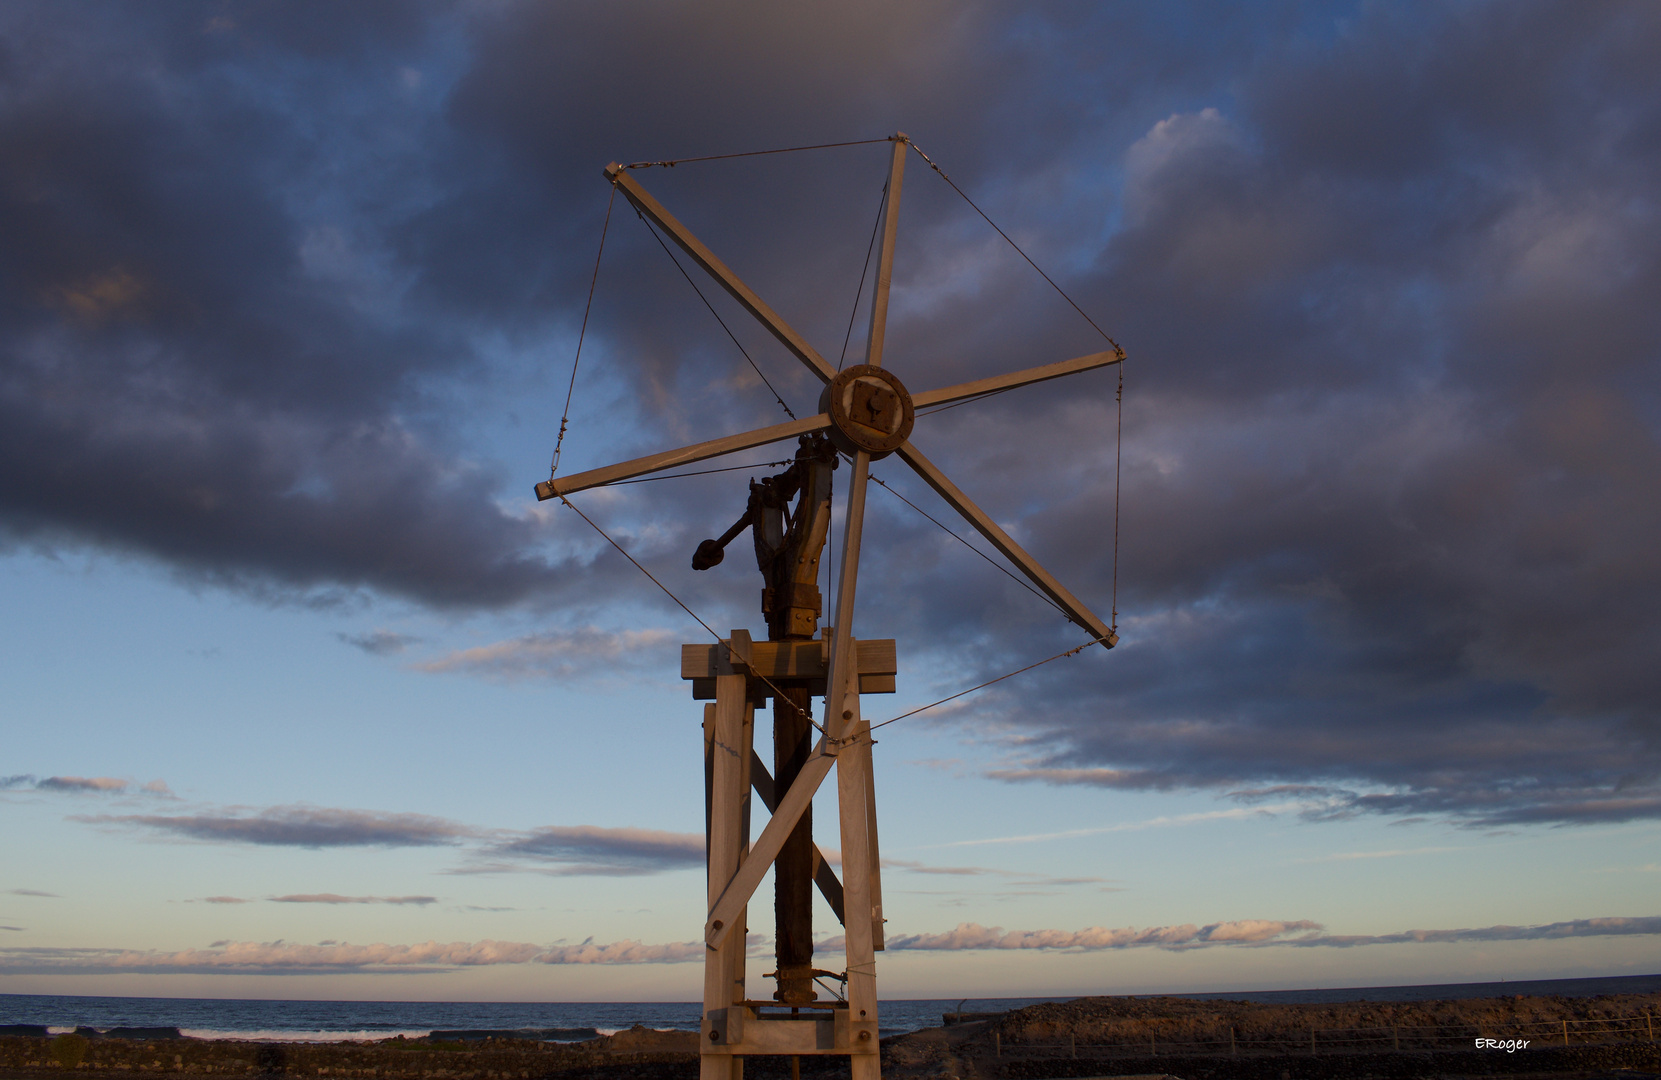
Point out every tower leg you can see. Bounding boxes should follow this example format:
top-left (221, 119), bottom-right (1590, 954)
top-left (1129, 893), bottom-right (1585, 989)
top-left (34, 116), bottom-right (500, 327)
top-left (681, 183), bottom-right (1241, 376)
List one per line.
top-left (837, 697), bottom-right (880, 1078)
top-left (703, 673), bottom-right (751, 1080)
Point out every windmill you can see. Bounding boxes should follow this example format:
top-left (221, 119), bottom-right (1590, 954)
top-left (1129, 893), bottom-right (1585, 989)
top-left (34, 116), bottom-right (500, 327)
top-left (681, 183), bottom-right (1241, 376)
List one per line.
top-left (535, 134), bottom-right (1123, 1080)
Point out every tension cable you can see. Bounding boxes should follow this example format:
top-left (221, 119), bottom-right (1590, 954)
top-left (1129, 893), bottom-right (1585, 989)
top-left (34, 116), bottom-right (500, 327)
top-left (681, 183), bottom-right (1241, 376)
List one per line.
top-left (560, 494), bottom-right (825, 735)
top-left (622, 137), bottom-right (892, 171)
top-left (868, 633), bottom-right (1112, 733)
top-left (909, 141), bottom-right (1122, 353)
top-left (635, 210), bottom-right (797, 419)
top-left (549, 184), bottom-right (617, 479)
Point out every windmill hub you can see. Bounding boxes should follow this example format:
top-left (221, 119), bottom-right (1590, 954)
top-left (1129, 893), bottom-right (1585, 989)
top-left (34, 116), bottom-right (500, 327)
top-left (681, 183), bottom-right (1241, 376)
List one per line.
top-left (821, 364), bottom-right (914, 458)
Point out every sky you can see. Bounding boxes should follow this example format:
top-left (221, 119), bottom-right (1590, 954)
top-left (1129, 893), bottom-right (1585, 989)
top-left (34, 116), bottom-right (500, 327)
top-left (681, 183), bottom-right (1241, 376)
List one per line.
top-left (2, 0), bottom-right (1660, 1004)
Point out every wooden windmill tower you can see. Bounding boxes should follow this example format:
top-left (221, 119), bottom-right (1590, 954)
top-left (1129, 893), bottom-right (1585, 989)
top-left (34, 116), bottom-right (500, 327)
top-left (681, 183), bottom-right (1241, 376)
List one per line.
top-left (536, 134), bottom-right (1122, 1080)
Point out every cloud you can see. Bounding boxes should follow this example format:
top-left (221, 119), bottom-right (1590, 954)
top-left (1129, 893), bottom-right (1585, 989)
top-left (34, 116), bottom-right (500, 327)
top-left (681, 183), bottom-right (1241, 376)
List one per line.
top-left (3, 775), bottom-right (175, 797)
top-left (67, 793), bottom-right (703, 878)
top-left (1282, 916), bottom-right (1661, 949)
top-left (884, 920), bottom-right (1322, 953)
top-left (269, 894), bottom-right (437, 905)
top-left (1, 926), bottom-right (23, 933)
top-left (881, 915), bottom-right (1661, 953)
top-left (0, 936), bottom-right (703, 974)
top-left (77, 805), bottom-right (473, 848)
top-left (939, 804), bottom-right (1302, 847)
top-left (6, 889), bottom-right (60, 898)
top-left (483, 825), bottom-right (703, 875)
top-left (337, 630), bottom-right (419, 656)
top-left (414, 627), bottom-right (678, 680)
top-left (200, 897), bottom-right (248, 904)
top-left (1297, 846), bottom-right (1463, 863)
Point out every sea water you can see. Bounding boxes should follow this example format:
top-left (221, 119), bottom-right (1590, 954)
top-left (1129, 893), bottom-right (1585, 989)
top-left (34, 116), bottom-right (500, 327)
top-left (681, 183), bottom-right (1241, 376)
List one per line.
top-left (3, 973), bottom-right (1657, 1042)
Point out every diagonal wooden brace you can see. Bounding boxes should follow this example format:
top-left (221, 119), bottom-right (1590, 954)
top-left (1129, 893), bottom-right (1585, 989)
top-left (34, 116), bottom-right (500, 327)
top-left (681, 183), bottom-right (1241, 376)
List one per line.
top-left (750, 750), bottom-right (845, 924)
top-left (706, 737), bottom-right (837, 948)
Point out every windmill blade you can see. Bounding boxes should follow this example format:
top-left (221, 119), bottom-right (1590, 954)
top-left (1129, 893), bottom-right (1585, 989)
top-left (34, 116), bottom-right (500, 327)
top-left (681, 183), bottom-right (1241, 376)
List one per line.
top-left (607, 166), bottom-right (837, 384)
top-left (910, 348), bottom-right (1125, 410)
top-left (535, 413), bottom-right (832, 499)
top-left (895, 440), bottom-right (1117, 648)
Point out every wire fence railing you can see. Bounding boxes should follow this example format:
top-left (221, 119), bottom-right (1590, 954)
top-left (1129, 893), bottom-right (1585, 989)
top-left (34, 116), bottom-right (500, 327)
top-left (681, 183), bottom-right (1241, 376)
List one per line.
top-left (991, 1012), bottom-right (1660, 1059)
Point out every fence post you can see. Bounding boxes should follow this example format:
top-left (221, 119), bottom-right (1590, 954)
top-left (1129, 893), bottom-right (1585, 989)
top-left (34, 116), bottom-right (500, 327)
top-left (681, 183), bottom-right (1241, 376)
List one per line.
top-left (1647, 1012), bottom-right (1653, 1044)
top-left (1230, 1027), bottom-right (1236, 1056)
top-left (994, 1031), bottom-right (1000, 1058)
top-left (1392, 1026), bottom-right (1399, 1052)
top-left (1563, 1019), bottom-right (1569, 1047)
top-left (1311, 1028), bottom-right (1316, 1055)
top-left (1070, 1033), bottom-right (1075, 1059)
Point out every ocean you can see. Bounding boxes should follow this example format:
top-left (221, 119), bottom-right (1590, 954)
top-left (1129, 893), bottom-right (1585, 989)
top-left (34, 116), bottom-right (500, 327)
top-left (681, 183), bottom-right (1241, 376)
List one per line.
top-left (3, 973), bottom-right (1657, 1042)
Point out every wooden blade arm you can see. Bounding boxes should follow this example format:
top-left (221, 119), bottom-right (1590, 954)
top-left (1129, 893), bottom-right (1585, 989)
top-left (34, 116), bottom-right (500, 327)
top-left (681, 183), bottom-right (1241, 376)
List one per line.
top-left (861, 136), bottom-right (907, 372)
top-left (607, 166), bottom-right (837, 384)
top-left (895, 440), bottom-right (1117, 648)
top-left (910, 348), bottom-right (1125, 411)
top-left (535, 414), bottom-right (831, 499)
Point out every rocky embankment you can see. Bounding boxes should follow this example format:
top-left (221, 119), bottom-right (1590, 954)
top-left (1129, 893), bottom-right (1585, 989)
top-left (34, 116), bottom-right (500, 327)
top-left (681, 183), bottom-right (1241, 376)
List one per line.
top-left (3, 993), bottom-right (1658, 1080)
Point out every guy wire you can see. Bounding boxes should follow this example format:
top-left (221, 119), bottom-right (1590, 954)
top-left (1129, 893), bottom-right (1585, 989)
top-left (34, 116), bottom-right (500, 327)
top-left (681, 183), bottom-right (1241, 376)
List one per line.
top-left (909, 141), bottom-right (1121, 352)
top-left (636, 209), bottom-right (796, 419)
top-left (839, 182), bottom-right (888, 371)
top-left (622, 137), bottom-right (892, 170)
top-left (560, 494), bottom-right (824, 734)
top-left (1112, 361), bottom-right (1122, 630)
top-left (867, 471), bottom-right (1066, 618)
top-left (549, 184), bottom-right (616, 479)
top-left (868, 633), bottom-right (1112, 733)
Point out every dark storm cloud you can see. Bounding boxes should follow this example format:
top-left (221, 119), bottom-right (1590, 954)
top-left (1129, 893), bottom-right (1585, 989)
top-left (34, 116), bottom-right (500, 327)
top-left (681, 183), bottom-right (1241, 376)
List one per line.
top-left (3, 1), bottom-right (1659, 828)
top-left (944, 1), bottom-right (1661, 828)
top-left (78, 805), bottom-right (473, 847)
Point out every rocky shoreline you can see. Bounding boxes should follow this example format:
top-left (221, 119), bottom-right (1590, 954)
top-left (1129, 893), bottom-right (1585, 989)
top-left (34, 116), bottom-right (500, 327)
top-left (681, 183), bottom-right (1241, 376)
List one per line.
top-left (2, 992), bottom-right (1656, 1080)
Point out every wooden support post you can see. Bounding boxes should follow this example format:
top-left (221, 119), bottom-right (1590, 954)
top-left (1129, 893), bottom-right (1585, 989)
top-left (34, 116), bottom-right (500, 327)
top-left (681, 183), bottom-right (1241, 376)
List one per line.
top-left (837, 747), bottom-right (879, 1073)
top-left (703, 674), bottom-right (751, 1080)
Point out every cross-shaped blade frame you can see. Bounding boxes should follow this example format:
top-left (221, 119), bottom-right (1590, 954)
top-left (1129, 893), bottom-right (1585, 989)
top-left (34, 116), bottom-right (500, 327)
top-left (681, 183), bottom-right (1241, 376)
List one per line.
top-left (538, 136), bottom-right (1122, 953)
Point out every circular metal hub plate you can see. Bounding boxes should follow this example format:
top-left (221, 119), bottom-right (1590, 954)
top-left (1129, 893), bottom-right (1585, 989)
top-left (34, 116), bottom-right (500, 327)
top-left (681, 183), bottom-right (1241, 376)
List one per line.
top-left (820, 365), bottom-right (914, 458)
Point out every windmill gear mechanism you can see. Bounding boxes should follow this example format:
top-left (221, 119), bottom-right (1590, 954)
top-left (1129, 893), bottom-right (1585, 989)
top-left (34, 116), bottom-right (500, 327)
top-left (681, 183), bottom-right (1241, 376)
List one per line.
top-left (535, 134), bottom-right (1123, 1080)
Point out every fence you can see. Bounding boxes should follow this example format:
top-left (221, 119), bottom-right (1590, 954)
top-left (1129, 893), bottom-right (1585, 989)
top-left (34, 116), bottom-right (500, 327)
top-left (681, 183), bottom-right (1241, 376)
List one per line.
top-left (990, 1012), bottom-right (1659, 1060)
